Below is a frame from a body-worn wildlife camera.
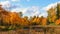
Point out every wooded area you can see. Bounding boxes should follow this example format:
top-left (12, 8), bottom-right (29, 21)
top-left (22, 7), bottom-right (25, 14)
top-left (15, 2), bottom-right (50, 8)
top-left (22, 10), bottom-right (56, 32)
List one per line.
top-left (0, 3), bottom-right (60, 30)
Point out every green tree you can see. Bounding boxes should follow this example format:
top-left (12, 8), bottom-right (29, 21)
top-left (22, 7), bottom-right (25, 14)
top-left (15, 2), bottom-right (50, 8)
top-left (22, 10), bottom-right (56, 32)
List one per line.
top-left (19, 12), bottom-right (23, 17)
top-left (57, 3), bottom-right (60, 19)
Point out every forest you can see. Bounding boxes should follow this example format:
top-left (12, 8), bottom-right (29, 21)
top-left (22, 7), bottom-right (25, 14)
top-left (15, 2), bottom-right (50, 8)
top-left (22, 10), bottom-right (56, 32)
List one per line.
top-left (0, 3), bottom-right (60, 30)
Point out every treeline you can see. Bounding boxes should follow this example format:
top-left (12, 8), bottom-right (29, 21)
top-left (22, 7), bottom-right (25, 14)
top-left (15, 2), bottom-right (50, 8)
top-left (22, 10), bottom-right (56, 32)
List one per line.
top-left (0, 3), bottom-right (60, 27)
top-left (47, 3), bottom-right (60, 25)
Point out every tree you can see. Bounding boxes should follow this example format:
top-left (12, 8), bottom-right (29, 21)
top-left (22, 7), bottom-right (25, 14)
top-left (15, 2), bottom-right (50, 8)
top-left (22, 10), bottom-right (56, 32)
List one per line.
top-left (55, 3), bottom-right (60, 25)
top-left (55, 18), bottom-right (60, 25)
top-left (56, 3), bottom-right (60, 19)
top-left (19, 12), bottom-right (23, 17)
top-left (47, 7), bottom-right (56, 24)
top-left (22, 16), bottom-right (29, 26)
top-left (29, 16), bottom-right (37, 25)
top-left (41, 17), bottom-right (47, 25)
top-left (30, 16), bottom-right (41, 25)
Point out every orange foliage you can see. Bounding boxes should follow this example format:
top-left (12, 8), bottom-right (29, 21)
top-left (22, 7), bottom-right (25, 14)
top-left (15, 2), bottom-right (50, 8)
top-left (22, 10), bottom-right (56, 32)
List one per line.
top-left (6, 12), bottom-right (29, 26)
top-left (55, 18), bottom-right (60, 25)
top-left (0, 6), bottom-right (24, 25)
top-left (9, 12), bottom-right (27, 26)
top-left (20, 18), bottom-right (29, 26)
top-left (41, 18), bottom-right (47, 25)
top-left (2, 15), bottom-right (10, 24)
top-left (0, 5), bottom-right (48, 26)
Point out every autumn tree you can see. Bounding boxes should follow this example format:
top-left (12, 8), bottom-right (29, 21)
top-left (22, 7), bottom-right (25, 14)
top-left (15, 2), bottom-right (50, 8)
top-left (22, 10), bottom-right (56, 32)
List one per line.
top-left (55, 3), bottom-right (60, 25)
top-left (22, 16), bottom-right (29, 26)
top-left (55, 18), bottom-right (60, 25)
top-left (29, 16), bottom-right (37, 25)
top-left (47, 7), bottom-right (56, 24)
top-left (41, 17), bottom-right (47, 25)
top-left (30, 16), bottom-right (41, 25)
top-left (0, 5), bottom-right (10, 26)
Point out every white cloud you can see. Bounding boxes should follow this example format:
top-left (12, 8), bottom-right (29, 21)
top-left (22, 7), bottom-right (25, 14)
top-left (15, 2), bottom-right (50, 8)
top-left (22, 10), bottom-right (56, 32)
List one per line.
top-left (39, 13), bottom-right (48, 17)
top-left (23, 6), bottom-right (40, 17)
top-left (41, 1), bottom-right (60, 11)
top-left (11, 6), bottom-right (40, 17)
top-left (0, 1), bottom-right (11, 10)
top-left (11, 8), bottom-right (29, 14)
top-left (30, 6), bottom-right (40, 16)
top-left (0, 1), bottom-right (10, 7)
top-left (40, 1), bottom-right (60, 17)
top-left (0, 0), bottom-right (48, 17)
top-left (0, 0), bottom-right (21, 10)
top-left (11, 6), bottom-right (48, 17)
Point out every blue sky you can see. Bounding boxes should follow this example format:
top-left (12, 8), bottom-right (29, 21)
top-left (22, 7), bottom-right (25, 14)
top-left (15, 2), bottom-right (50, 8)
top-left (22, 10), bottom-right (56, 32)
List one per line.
top-left (0, 0), bottom-right (60, 17)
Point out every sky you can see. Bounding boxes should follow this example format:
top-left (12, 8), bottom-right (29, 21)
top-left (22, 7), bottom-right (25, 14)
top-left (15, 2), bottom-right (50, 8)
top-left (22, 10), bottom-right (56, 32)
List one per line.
top-left (0, 0), bottom-right (60, 17)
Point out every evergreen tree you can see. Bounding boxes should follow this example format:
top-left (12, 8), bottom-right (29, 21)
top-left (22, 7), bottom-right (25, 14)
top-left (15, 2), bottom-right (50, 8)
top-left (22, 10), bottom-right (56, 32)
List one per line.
top-left (57, 3), bottom-right (60, 19)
